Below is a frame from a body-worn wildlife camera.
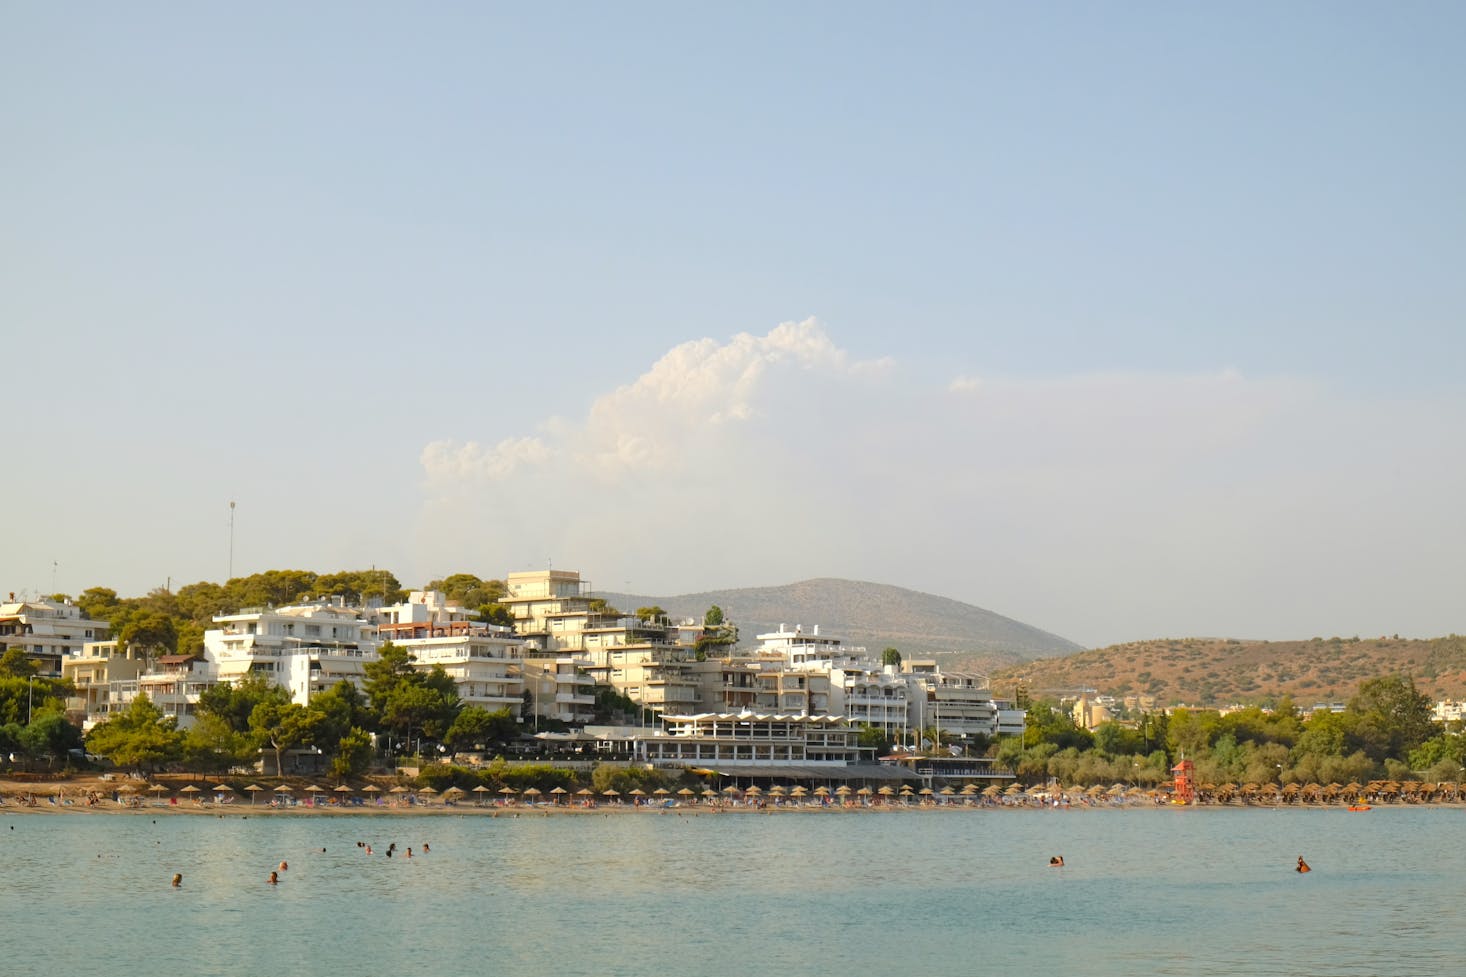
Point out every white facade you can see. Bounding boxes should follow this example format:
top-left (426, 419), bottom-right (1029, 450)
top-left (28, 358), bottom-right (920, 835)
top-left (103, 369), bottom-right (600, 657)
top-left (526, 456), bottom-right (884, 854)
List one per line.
top-left (0, 597), bottom-right (111, 677)
top-left (203, 602), bottom-right (377, 704)
top-left (829, 665), bottom-right (911, 736)
top-left (903, 661), bottom-right (1021, 741)
top-left (641, 712), bottom-right (860, 767)
top-left (390, 632), bottom-right (526, 715)
top-left (377, 591), bottom-right (527, 717)
top-left (755, 623), bottom-right (868, 670)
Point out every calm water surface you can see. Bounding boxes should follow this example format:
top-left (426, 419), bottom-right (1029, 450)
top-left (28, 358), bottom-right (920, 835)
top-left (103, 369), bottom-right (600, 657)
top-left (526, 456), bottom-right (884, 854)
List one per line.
top-left (2, 807), bottom-right (1462, 976)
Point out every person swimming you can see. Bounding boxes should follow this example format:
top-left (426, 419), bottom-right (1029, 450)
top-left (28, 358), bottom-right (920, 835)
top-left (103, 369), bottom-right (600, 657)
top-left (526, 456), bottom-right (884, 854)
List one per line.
top-left (1049, 855), bottom-right (1064, 866)
top-left (278, 860), bottom-right (288, 871)
top-left (267, 871), bottom-right (279, 885)
top-left (1296, 856), bottom-right (1311, 873)
top-left (171, 873), bottom-right (182, 887)
top-left (422, 843), bottom-right (429, 853)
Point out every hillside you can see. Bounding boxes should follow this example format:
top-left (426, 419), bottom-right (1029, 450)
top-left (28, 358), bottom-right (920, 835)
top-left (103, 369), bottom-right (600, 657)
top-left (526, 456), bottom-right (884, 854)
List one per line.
top-left (990, 634), bottom-right (1466, 706)
top-left (603, 577), bottom-right (1081, 671)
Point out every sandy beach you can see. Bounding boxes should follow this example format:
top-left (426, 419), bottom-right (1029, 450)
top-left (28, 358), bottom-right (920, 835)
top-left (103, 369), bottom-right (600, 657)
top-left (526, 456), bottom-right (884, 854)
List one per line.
top-left (4, 773), bottom-right (1460, 816)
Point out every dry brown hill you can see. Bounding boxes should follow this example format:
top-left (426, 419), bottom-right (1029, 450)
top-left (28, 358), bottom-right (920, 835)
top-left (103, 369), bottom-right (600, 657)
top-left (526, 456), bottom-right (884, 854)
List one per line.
top-left (989, 634), bottom-right (1466, 706)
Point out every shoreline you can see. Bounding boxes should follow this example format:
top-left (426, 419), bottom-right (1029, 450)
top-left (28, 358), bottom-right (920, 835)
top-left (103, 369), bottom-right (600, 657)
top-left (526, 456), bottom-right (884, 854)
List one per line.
top-left (6, 775), bottom-right (1460, 817)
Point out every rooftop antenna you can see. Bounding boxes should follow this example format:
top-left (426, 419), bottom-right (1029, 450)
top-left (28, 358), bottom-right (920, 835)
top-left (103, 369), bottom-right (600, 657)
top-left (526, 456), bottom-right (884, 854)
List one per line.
top-left (51, 561), bottom-right (57, 596)
top-left (228, 501), bottom-right (237, 581)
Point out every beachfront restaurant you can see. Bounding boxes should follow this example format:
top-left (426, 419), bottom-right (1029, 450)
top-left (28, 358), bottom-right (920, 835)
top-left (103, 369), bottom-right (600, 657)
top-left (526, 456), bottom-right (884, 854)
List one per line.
top-left (636, 711), bottom-right (914, 789)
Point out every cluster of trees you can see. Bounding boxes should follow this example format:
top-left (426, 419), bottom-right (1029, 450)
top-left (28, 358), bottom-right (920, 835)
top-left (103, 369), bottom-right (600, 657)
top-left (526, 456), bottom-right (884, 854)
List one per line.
top-left (81, 642), bottom-right (524, 780)
top-left (0, 647), bottom-right (82, 769)
top-left (998, 675), bottom-right (1462, 787)
top-left (71, 568), bottom-right (410, 659)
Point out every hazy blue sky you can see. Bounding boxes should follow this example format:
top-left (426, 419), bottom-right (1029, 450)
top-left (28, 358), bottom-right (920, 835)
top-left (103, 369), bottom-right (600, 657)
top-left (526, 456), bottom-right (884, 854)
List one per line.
top-left (4, 3), bottom-right (1463, 647)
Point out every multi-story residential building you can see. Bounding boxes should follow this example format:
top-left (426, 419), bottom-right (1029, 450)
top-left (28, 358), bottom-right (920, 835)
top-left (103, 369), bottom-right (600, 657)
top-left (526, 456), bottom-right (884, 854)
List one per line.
top-left (755, 623), bottom-right (867, 670)
top-left (203, 601), bottom-right (377, 704)
top-left (0, 596), bottom-right (111, 677)
top-left (62, 640), bottom-right (145, 727)
top-left (502, 569), bottom-right (695, 716)
top-left (500, 569), bottom-right (607, 652)
top-left (377, 591), bottom-right (526, 717)
top-left (685, 657), bottom-right (763, 712)
top-left (518, 656), bottom-right (598, 727)
top-left (828, 664), bottom-right (911, 738)
top-left (130, 654), bottom-right (215, 727)
top-left (903, 660), bottom-right (1024, 743)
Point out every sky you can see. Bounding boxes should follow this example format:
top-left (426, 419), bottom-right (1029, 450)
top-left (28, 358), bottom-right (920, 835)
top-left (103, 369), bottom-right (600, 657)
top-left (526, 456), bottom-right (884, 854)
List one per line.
top-left (3, 2), bottom-right (1464, 648)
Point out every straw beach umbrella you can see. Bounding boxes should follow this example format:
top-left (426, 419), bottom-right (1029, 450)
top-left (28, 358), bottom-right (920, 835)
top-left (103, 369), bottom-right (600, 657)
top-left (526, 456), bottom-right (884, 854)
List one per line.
top-left (472, 785), bottom-right (491, 806)
top-left (244, 784), bottom-right (264, 805)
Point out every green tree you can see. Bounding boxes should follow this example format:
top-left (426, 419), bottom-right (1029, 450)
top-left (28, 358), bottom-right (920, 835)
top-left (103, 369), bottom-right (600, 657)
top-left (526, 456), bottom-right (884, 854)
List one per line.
top-left (20, 708), bottom-right (84, 768)
top-left (856, 724), bottom-right (893, 757)
top-left (198, 673), bottom-right (288, 733)
top-left (310, 680), bottom-right (371, 746)
top-left (635, 606), bottom-right (668, 623)
top-left (0, 647), bottom-right (39, 679)
top-left (704, 605), bottom-right (724, 627)
top-left (249, 699), bottom-right (322, 776)
top-left (424, 573), bottom-right (505, 609)
top-left (476, 603), bottom-right (514, 627)
top-left (881, 647), bottom-right (903, 668)
top-left (119, 609), bottom-right (179, 660)
top-left (330, 727), bottom-right (375, 782)
top-left (363, 644), bottom-right (459, 751)
top-left (85, 695), bottom-right (185, 774)
top-left (1347, 675), bottom-right (1435, 762)
top-left (182, 713), bottom-right (254, 773)
top-left (444, 706), bottom-right (518, 753)
top-left (1023, 701), bottom-right (1093, 752)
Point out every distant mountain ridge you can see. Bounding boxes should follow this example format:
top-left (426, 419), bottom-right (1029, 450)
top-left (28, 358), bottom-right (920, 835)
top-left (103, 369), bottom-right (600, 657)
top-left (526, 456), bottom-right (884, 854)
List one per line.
top-left (602, 577), bottom-right (1082, 671)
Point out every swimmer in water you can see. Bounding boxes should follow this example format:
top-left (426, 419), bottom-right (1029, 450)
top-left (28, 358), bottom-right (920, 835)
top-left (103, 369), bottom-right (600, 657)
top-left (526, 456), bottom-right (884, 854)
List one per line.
top-left (1296, 856), bottom-right (1311, 873)
top-left (1049, 855), bottom-right (1064, 867)
top-left (267, 871), bottom-right (279, 885)
top-left (171, 874), bottom-right (182, 887)
top-left (406, 847), bottom-right (413, 858)
top-left (278, 860), bottom-right (288, 871)
top-left (422, 843), bottom-right (429, 853)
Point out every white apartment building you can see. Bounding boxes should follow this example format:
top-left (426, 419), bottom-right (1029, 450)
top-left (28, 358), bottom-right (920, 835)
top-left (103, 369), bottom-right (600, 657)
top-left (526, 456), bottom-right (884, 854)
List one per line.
top-left (829, 664), bottom-right (911, 737)
top-left (755, 623), bottom-right (868, 670)
top-left (502, 569), bottom-right (695, 714)
top-left (377, 591), bottom-right (527, 717)
top-left (203, 602), bottom-right (377, 705)
top-left (0, 596), bottom-right (111, 677)
top-left (904, 661), bottom-right (1025, 741)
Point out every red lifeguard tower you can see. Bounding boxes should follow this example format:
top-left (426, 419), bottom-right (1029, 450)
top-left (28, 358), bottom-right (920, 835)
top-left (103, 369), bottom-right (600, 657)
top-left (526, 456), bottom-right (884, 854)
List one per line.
top-left (1171, 758), bottom-right (1195, 805)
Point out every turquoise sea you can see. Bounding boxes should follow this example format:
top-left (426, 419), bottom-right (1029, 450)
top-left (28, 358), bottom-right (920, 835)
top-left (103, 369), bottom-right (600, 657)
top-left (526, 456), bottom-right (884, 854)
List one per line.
top-left (2, 807), bottom-right (1462, 976)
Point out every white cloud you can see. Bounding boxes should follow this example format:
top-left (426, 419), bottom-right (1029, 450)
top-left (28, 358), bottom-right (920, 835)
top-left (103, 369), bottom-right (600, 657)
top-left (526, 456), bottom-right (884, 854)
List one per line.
top-left (420, 435), bottom-right (552, 481)
top-left (414, 322), bottom-right (1466, 648)
top-left (948, 375), bottom-right (981, 393)
top-left (422, 317), bottom-right (884, 484)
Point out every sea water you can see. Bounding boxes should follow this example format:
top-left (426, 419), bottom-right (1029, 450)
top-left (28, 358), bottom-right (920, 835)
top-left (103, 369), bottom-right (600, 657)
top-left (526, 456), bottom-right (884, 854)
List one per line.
top-left (2, 807), bottom-right (1462, 977)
